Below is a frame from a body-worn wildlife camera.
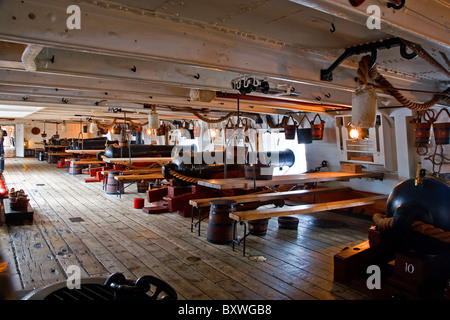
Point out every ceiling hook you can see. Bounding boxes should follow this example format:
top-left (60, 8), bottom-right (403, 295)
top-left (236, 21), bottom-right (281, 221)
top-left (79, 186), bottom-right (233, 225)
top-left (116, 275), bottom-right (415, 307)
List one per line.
top-left (387, 0), bottom-right (405, 10)
top-left (330, 23), bottom-right (336, 33)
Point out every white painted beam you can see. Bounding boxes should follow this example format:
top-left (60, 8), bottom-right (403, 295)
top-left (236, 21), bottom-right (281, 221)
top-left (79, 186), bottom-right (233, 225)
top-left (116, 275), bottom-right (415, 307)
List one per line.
top-left (292, 0), bottom-right (450, 52)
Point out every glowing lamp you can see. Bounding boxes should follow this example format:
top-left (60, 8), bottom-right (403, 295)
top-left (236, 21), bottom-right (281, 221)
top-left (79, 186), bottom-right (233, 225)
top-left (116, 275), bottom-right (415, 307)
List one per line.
top-left (349, 128), bottom-right (359, 139)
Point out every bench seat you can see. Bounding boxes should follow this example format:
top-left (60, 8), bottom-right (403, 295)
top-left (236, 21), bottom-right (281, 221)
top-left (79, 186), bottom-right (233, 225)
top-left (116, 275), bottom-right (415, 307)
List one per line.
top-left (229, 195), bottom-right (388, 256)
top-left (229, 195), bottom-right (388, 222)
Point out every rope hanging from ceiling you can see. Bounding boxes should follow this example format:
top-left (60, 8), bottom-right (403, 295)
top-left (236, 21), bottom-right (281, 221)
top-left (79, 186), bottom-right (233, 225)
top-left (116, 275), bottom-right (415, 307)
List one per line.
top-left (356, 54), bottom-right (449, 111)
top-left (191, 110), bottom-right (237, 123)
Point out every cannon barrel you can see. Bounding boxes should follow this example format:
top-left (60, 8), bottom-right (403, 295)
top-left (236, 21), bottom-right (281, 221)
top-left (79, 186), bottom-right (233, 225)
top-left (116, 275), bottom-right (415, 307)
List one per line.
top-left (103, 144), bottom-right (196, 158)
top-left (70, 137), bottom-right (115, 150)
top-left (164, 148), bottom-right (295, 185)
top-left (386, 174), bottom-right (450, 254)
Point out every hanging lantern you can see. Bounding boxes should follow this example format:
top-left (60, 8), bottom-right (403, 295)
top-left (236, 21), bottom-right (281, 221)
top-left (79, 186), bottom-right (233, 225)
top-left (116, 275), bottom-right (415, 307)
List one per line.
top-left (89, 121), bottom-right (98, 134)
top-left (148, 105), bottom-right (160, 129)
top-left (351, 84), bottom-right (377, 128)
top-left (61, 121), bottom-right (67, 132)
top-left (53, 122), bottom-right (60, 139)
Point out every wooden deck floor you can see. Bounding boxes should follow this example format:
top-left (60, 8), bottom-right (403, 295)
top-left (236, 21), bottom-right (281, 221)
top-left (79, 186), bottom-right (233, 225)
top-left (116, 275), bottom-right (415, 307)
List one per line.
top-left (0, 157), bottom-right (374, 300)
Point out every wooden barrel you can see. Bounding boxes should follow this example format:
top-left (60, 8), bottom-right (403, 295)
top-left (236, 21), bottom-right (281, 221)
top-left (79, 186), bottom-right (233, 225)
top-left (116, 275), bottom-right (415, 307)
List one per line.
top-left (106, 171), bottom-right (123, 195)
top-left (433, 123), bottom-right (450, 145)
top-left (137, 180), bottom-right (149, 193)
top-left (278, 216), bottom-right (299, 229)
top-left (413, 122), bottom-right (432, 146)
top-left (68, 159), bottom-right (81, 175)
top-left (206, 200), bottom-right (237, 245)
top-left (248, 218), bottom-right (269, 236)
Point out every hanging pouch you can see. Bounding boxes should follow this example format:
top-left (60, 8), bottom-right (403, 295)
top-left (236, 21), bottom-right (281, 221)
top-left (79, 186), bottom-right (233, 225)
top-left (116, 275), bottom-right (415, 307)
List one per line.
top-left (297, 115), bottom-right (312, 144)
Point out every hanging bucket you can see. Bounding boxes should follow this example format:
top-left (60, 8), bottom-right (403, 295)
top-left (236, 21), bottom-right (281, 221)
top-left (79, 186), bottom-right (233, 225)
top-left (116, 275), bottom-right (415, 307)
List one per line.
top-left (413, 122), bottom-right (432, 146)
top-left (309, 114), bottom-right (325, 140)
top-left (297, 128), bottom-right (312, 144)
top-left (207, 200), bottom-right (237, 245)
top-left (297, 115), bottom-right (312, 144)
top-left (156, 123), bottom-right (166, 136)
top-left (284, 116), bottom-right (297, 140)
top-left (433, 123), bottom-right (450, 145)
top-left (431, 108), bottom-right (450, 145)
top-left (193, 121), bottom-right (201, 137)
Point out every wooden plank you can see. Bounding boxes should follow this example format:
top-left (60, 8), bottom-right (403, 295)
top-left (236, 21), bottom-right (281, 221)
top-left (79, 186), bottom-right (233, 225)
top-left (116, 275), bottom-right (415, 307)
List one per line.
top-left (229, 195), bottom-right (388, 222)
top-left (114, 173), bottom-right (164, 181)
top-left (189, 186), bottom-right (352, 208)
top-left (0, 157), bottom-right (372, 300)
top-left (198, 171), bottom-right (384, 190)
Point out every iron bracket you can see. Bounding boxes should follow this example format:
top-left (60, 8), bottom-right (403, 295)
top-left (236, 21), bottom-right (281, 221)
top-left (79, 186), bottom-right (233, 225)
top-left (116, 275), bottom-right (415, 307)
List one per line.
top-left (320, 37), bottom-right (417, 82)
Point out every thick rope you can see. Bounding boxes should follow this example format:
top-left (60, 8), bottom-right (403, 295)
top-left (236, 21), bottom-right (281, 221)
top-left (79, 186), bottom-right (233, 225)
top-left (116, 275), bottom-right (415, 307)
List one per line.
top-left (411, 220), bottom-right (450, 244)
top-left (128, 119), bottom-right (149, 127)
top-left (401, 39), bottom-right (450, 78)
top-left (356, 50), bottom-right (449, 112)
top-left (372, 213), bottom-right (394, 230)
top-left (167, 168), bottom-right (205, 184)
top-left (372, 213), bottom-right (450, 243)
top-left (192, 111), bottom-right (236, 123)
top-left (368, 65), bottom-right (448, 111)
top-left (94, 118), bottom-right (117, 130)
top-left (357, 55), bottom-right (371, 86)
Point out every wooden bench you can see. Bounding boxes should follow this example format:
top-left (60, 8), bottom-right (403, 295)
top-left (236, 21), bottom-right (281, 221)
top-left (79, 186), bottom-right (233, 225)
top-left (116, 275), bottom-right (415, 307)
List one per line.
top-left (229, 195), bottom-right (388, 256)
top-left (188, 186), bottom-right (351, 236)
top-left (47, 152), bottom-right (70, 164)
top-left (113, 173), bottom-right (164, 198)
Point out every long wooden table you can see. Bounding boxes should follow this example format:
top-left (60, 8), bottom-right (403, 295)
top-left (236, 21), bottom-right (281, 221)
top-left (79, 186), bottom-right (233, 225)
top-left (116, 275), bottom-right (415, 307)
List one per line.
top-left (197, 171), bottom-right (384, 190)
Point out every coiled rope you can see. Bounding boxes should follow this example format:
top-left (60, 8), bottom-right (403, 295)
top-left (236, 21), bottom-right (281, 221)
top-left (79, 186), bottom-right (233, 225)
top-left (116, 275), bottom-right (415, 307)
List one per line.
top-left (357, 52), bottom-right (449, 111)
top-left (372, 213), bottom-right (450, 244)
top-left (167, 168), bottom-right (205, 184)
